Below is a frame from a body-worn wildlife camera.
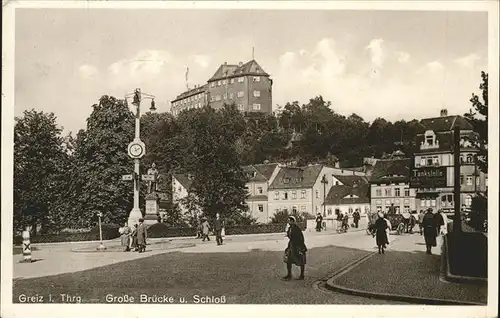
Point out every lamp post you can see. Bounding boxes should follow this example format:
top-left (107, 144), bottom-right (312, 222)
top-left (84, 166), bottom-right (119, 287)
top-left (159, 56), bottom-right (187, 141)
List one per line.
top-left (321, 174), bottom-right (328, 218)
top-left (97, 211), bottom-right (106, 251)
top-left (123, 88), bottom-right (156, 227)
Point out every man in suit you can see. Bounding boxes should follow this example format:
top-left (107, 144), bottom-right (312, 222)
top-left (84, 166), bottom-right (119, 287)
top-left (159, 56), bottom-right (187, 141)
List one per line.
top-left (136, 218), bottom-right (147, 253)
top-left (214, 213), bottom-right (224, 246)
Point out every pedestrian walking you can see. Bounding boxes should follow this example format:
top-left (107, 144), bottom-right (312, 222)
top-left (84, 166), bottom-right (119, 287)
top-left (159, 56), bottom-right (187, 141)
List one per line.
top-left (130, 224), bottom-right (138, 251)
top-left (353, 209), bottom-right (361, 228)
top-left (373, 212), bottom-right (389, 254)
top-left (418, 210), bottom-right (425, 235)
top-left (119, 222), bottom-right (131, 252)
top-left (315, 213), bottom-right (323, 232)
top-left (196, 217), bottom-right (203, 239)
top-left (422, 208), bottom-right (439, 254)
top-left (214, 213), bottom-right (224, 246)
top-left (282, 216), bottom-right (307, 280)
top-left (435, 209), bottom-right (447, 248)
top-left (201, 218), bottom-right (211, 242)
top-left (136, 218), bottom-right (147, 253)
top-left (383, 213), bottom-right (391, 244)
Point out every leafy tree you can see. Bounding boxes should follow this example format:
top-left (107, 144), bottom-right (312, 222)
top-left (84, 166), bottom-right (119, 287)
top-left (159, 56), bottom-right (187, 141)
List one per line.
top-left (465, 71), bottom-right (488, 173)
top-left (14, 110), bottom-right (68, 234)
top-left (71, 96), bottom-right (135, 227)
top-left (177, 104), bottom-right (250, 225)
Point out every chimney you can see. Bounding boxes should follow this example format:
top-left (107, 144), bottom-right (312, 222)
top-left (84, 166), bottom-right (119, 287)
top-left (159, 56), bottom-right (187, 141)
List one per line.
top-left (224, 62), bottom-right (227, 65)
top-left (440, 109), bottom-right (448, 117)
top-left (239, 62), bottom-right (243, 66)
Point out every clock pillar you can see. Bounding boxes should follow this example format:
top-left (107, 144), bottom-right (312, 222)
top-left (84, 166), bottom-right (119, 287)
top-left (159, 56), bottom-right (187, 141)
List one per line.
top-left (128, 156), bottom-right (142, 227)
top-left (124, 88), bottom-right (155, 227)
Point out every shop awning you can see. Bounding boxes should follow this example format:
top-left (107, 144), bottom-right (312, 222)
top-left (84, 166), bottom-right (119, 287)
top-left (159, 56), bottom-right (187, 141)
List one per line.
top-left (415, 192), bottom-right (440, 198)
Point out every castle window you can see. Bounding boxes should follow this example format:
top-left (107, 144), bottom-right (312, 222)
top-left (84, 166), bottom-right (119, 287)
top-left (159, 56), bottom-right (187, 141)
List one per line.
top-left (211, 82), bottom-right (215, 88)
top-left (230, 78), bottom-right (235, 84)
top-left (238, 77), bottom-right (244, 83)
top-left (222, 79), bottom-right (227, 85)
top-left (237, 104), bottom-right (244, 111)
top-left (253, 76), bottom-right (260, 82)
top-left (253, 90), bottom-right (261, 97)
top-left (466, 154), bottom-right (473, 163)
top-left (237, 91), bottom-right (244, 98)
top-left (301, 190), bottom-right (306, 199)
top-left (229, 93), bottom-right (234, 99)
top-left (217, 81), bottom-right (221, 86)
top-left (253, 104), bottom-right (261, 110)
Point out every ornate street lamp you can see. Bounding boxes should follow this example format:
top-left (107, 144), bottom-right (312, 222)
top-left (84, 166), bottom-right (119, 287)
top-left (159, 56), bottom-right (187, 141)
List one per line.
top-left (96, 211), bottom-right (106, 251)
top-left (123, 88), bottom-right (156, 227)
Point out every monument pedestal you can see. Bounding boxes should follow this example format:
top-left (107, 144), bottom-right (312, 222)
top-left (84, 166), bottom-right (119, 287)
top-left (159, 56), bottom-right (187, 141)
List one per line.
top-left (144, 192), bottom-right (160, 225)
top-left (128, 207), bottom-right (143, 227)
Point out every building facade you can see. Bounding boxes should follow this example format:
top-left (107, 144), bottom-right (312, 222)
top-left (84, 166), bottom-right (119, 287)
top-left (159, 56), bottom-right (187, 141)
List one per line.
top-left (171, 84), bottom-right (208, 117)
top-left (268, 164), bottom-right (366, 220)
top-left (242, 163), bottom-right (280, 223)
top-left (171, 59), bottom-right (273, 116)
top-left (410, 110), bottom-right (487, 214)
top-left (324, 182), bottom-right (371, 218)
top-left (171, 173), bottom-right (195, 215)
top-left (369, 156), bottom-right (417, 214)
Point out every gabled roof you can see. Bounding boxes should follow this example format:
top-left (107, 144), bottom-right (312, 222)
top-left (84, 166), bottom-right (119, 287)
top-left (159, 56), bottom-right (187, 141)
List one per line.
top-left (420, 115), bottom-right (473, 132)
top-left (253, 163), bottom-right (278, 180)
top-left (269, 165), bottom-right (323, 189)
top-left (242, 165), bottom-right (268, 182)
top-left (325, 184), bottom-right (370, 205)
top-left (370, 158), bottom-right (411, 184)
top-left (334, 175), bottom-right (368, 187)
top-left (173, 173), bottom-right (193, 189)
top-left (172, 84), bottom-right (208, 102)
top-left (208, 59), bottom-right (270, 82)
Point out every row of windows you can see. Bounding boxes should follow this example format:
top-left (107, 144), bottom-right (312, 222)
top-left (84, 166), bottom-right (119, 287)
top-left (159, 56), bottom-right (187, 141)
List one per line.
top-left (210, 90), bottom-right (262, 102)
top-left (417, 154), bottom-right (475, 167)
top-left (327, 207), bottom-right (370, 216)
top-left (275, 206), bottom-right (307, 214)
top-left (376, 205), bottom-right (411, 213)
top-left (374, 188), bottom-right (411, 197)
top-left (210, 76), bottom-right (261, 88)
top-left (274, 190), bottom-right (309, 200)
top-left (172, 94), bottom-right (204, 107)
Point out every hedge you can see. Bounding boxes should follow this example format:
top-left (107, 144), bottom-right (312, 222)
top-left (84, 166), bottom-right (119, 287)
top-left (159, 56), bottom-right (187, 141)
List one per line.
top-left (148, 224), bottom-right (196, 238)
top-left (147, 222), bottom-right (307, 238)
top-left (13, 223), bottom-right (120, 245)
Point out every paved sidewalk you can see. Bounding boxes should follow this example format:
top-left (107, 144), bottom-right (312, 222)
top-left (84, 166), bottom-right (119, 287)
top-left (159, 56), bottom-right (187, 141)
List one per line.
top-left (13, 229), bottom-right (374, 279)
top-left (327, 233), bottom-right (488, 305)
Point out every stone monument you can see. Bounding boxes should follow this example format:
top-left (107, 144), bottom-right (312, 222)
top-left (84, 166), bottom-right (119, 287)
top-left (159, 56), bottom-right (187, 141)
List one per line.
top-left (143, 163), bottom-right (160, 225)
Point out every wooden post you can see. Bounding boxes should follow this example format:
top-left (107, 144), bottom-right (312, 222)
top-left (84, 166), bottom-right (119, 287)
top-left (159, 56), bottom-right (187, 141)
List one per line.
top-left (453, 126), bottom-right (462, 234)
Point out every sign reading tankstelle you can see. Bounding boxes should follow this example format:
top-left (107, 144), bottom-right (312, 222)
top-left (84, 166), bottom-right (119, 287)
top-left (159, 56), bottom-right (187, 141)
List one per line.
top-left (409, 166), bottom-right (447, 188)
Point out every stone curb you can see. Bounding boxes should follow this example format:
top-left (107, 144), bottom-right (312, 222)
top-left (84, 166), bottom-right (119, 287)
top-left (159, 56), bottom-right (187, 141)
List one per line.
top-left (325, 251), bottom-right (485, 306)
top-left (71, 243), bottom-right (196, 253)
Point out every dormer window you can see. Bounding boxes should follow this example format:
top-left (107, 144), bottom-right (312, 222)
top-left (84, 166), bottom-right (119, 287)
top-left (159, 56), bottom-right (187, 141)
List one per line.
top-left (425, 130), bottom-right (435, 146)
top-left (283, 177), bottom-right (291, 184)
top-left (421, 130), bottom-right (439, 150)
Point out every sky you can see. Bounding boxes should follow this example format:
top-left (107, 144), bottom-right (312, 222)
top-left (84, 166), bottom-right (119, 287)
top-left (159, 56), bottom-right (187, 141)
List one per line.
top-left (14, 8), bottom-right (488, 134)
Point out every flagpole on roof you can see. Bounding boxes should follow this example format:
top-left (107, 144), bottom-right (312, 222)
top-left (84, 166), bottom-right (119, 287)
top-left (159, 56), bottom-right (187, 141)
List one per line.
top-left (185, 66), bottom-right (189, 91)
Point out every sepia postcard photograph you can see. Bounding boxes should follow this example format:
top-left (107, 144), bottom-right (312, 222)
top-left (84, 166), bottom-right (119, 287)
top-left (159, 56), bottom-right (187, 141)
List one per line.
top-left (1, 1), bottom-right (498, 318)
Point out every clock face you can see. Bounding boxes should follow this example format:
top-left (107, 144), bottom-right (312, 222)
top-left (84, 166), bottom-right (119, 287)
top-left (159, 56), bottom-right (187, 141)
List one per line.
top-left (130, 144), bottom-right (143, 157)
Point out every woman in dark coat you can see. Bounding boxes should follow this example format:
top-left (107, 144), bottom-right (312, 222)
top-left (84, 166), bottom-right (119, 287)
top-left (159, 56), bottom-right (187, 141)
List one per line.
top-left (282, 216), bottom-right (307, 280)
top-left (422, 208), bottom-right (438, 254)
top-left (374, 212), bottom-right (389, 254)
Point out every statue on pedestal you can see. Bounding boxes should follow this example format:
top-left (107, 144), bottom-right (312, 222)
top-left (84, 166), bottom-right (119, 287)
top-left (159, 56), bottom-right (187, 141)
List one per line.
top-left (147, 163), bottom-right (159, 194)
